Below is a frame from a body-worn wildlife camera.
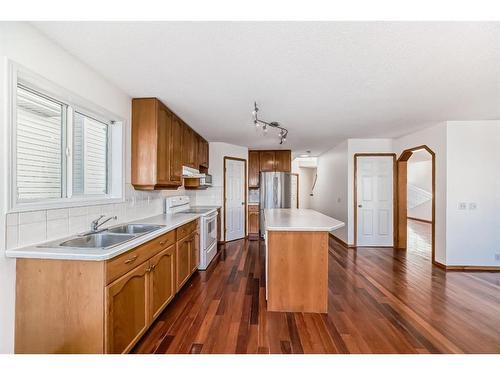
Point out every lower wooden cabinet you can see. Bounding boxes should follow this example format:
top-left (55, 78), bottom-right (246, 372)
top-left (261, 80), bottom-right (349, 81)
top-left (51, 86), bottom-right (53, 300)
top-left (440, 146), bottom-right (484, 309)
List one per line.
top-left (248, 205), bottom-right (260, 239)
top-left (149, 244), bottom-right (176, 321)
top-left (14, 219), bottom-right (201, 354)
top-left (176, 234), bottom-right (191, 290)
top-left (105, 261), bottom-right (150, 354)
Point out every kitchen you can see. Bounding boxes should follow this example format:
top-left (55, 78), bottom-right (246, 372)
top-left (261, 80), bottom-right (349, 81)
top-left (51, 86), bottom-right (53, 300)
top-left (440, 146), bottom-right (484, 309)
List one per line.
top-left (1, 13), bottom-right (500, 368)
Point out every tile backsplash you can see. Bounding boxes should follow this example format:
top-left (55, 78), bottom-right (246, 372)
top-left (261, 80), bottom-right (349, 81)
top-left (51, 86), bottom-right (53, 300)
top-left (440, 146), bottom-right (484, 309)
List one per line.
top-left (4, 184), bottom-right (183, 250)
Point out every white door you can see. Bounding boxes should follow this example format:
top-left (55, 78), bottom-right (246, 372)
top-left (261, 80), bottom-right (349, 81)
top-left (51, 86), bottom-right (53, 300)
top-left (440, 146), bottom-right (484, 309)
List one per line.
top-left (356, 156), bottom-right (393, 246)
top-left (225, 158), bottom-right (246, 241)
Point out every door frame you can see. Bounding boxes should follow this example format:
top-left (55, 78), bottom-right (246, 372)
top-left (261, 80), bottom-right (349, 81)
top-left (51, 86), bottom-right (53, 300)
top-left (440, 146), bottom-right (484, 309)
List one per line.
top-left (291, 172), bottom-right (299, 208)
top-left (353, 153), bottom-right (397, 247)
top-left (223, 156), bottom-right (247, 242)
top-left (396, 145), bottom-right (436, 263)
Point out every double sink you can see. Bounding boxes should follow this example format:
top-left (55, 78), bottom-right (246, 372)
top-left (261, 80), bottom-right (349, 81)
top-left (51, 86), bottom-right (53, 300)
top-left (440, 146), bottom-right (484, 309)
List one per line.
top-left (39, 223), bottom-right (165, 250)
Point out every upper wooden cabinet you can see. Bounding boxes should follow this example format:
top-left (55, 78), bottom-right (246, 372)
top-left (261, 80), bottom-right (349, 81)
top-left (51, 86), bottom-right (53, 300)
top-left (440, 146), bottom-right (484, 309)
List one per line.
top-left (248, 151), bottom-right (260, 188)
top-left (260, 151), bottom-right (276, 172)
top-left (275, 150), bottom-right (291, 172)
top-left (249, 150), bottom-right (291, 186)
top-left (132, 98), bottom-right (209, 190)
top-left (182, 124), bottom-right (197, 169)
top-left (198, 136), bottom-right (209, 169)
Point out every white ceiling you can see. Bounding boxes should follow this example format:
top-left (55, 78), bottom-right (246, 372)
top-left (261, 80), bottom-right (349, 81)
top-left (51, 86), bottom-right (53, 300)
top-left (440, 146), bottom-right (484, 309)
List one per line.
top-left (33, 22), bottom-right (500, 156)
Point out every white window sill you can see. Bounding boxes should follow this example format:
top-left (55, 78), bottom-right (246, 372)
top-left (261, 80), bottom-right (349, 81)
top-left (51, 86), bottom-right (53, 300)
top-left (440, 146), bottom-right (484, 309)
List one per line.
top-left (8, 196), bottom-right (125, 214)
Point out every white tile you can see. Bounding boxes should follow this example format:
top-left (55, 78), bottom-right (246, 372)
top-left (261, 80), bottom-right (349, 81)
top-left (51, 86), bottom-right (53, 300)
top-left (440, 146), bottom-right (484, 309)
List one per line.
top-left (6, 225), bottom-right (18, 249)
top-left (69, 215), bottom-right (88, 234)
top-left (6, 213), bottom-right (18, 226)
top-left (19, 210), bottom-right (46, 225)
top-left (69, 206), bottom-right (87, 217)
top-left (47, 208), bottom-right (69, 220)
top-left (86, 205), bottom-right (101, 215)
top-left (18, 222), bottom-right (46, 247)
top-left (47, 218), bottom-right (69, 240)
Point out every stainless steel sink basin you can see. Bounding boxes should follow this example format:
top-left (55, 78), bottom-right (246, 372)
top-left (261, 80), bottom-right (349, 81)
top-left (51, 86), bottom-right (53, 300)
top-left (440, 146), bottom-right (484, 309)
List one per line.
top-left (57, 233), bottom-right (136, 249)
top-left (37, 222), bottom-right (166, 250)
top-left (107, 223), bottom-right (164, 235)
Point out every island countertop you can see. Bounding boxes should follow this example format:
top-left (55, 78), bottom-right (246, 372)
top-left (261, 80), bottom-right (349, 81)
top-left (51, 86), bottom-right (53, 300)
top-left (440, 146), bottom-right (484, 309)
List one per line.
top-left (264, 208), bottom-right (344, 232)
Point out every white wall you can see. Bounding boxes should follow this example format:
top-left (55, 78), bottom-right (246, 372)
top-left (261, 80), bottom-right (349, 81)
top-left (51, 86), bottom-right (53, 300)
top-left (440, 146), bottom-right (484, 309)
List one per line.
top-left (393, 122), bottom-right (447, 264)
top-left (407, 157), bottom-right (433, 221)
top-left (0, 22), bottom-right (173, 353)
top-left (310, 141), bottom-right (349, 242)
top-left (445, 121), bottom-right (500, 266)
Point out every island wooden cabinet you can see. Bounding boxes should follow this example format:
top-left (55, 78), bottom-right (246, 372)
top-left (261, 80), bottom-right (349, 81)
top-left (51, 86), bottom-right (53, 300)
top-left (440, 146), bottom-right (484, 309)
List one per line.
top-left (248, 151), bottom-right (260, 188)
top-left (132, 97), bottom-right (209, 190)
top-left (15, 219), bottom-right (200, 354)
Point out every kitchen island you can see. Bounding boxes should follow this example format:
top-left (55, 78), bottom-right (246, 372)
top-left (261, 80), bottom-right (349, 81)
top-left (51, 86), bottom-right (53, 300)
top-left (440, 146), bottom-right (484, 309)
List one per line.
top-left (264, 209), bottom-right (344, 313)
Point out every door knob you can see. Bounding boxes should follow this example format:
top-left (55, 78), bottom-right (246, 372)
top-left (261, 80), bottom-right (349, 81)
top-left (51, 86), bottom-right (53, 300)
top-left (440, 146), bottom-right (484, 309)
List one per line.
top-left (358, 204), bottom-right (363, 208)
top-left (241, 202), bottom-right (245, 205)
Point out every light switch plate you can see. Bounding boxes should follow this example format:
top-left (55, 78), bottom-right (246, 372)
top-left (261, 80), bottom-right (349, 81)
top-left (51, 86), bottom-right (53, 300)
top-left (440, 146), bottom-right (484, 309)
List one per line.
top-left (469, 202), bottom-right (477, 210)
top-left (458, 202), bottom-right (467, 210)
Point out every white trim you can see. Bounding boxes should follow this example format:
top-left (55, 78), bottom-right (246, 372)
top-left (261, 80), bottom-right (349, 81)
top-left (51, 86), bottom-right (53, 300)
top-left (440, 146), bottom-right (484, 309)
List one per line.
top-left (7, 60), bottom-right (125, 212)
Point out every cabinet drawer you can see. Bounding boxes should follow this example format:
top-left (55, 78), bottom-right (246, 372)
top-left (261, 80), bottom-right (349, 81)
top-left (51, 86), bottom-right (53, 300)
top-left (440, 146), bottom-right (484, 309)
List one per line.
top-left (176, 220), bottom-right (198, 240)
top-left (106, 230), bottom-right (176, 285)
top-left (248, 204), bottom-right (259, 212)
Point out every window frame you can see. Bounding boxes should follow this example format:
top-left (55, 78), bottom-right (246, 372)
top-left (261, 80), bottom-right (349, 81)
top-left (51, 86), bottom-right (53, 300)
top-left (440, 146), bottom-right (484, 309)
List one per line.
top-left (7, 61), bottom-right (125, 213)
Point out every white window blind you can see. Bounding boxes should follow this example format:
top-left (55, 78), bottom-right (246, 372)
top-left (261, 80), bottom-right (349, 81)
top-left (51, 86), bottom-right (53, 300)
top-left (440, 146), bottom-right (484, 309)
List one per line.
top-left (16, 85), bottom-right (64, 200)
top-left (72, 112), bottom-right (108, 196)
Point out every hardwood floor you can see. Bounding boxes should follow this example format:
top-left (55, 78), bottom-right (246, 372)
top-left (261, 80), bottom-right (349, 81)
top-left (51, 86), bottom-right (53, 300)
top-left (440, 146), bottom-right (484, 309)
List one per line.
top-left (407, 219), bottom-right (432, 260)
top-left (132, 237), bottom-right (500, 354)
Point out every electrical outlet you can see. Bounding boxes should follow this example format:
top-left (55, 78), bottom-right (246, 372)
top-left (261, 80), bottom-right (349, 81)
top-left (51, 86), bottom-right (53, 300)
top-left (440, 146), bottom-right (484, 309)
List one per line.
top-left (469, 202), bottom-right (477, 210)
top-left (495, 254), bottom-right (500, 262)
top-left (458, 202), bottom-right (467, 210)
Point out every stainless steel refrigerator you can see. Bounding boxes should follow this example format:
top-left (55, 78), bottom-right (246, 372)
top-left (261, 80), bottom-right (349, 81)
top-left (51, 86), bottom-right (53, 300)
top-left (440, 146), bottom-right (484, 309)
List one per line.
top-left (260, 172), bottom-right (293, 235)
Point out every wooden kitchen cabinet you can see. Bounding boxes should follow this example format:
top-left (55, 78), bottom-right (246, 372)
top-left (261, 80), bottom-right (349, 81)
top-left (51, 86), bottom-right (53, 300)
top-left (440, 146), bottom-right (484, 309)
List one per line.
top-left (182, 123), bottom-right (197, 169)
top-left (15, 219), bottom-right (200, 354)
top-left (248, 205), bottom-right (260, 239)
top-left (132, 98), bottom-right (182, 190)
top-left (105, 261), bottom-right (150, 354)
top-left (132, 97), bottom-right (209, 190)
top-left (198, 136), bottom-right (209, 169)
top-left (274, 150), bottom-right (291, 172)
top-left (149, 244), bottom-right (176, 321)
top-left (259, 151), bottom-right (275, 172)
top-left (176, 235), bottom-right (191, 290)
top-left (248, 150), bottom-right (260, 187)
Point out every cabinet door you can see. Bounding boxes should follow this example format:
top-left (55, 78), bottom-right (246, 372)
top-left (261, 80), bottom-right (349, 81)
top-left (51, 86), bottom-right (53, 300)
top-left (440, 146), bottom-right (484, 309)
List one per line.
top-left (259, 151), bottom-right (275, 172)
top-left (156, 105), bottom-right (171, 185)
top-left (274, 150), bottom-right (291, 172)
top-left (248, 151), bottom-right (260, 187)
top-left (189, 232), bottom-right (200, 273)
top-left (249, 211), bottom-right (259, 235)
top-left (170, 115), bottom-right (183, 183)
top-left (149, 244), bottom-right (176, 321)
top-left (182, 124), bottom-right (196, 168)
top-left (199, 138), bottom-right (209, 168)
top-left (176, 235), bottom-right (191, 290)
top-left (105, 262), bottom-right (150, 354)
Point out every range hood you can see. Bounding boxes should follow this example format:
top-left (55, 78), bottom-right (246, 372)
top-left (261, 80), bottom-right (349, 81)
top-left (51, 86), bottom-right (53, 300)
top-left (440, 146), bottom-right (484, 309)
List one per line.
top-left (182, 166), bottom-right (205, 178)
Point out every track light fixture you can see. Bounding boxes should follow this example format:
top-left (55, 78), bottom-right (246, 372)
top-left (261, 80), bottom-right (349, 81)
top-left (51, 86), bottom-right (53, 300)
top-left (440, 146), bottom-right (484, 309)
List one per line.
top-left (252, 102), bottom-right (288, 144)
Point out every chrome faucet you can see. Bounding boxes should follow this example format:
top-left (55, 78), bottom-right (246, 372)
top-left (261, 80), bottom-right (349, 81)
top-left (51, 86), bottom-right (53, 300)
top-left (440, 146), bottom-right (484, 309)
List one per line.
top-left (90, 215), bottom-right (117, 232)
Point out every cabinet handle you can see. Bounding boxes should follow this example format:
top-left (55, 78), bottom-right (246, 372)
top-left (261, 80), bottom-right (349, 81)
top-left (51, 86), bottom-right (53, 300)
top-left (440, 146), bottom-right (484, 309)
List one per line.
top-left (146, 266), bottom-right (152, 272)
top-left (124, 255), bottom-right (138, 264)
top-left (159, 240), bottom-right (167, 246)
top-left (151, 264), bottom-right (156, 270)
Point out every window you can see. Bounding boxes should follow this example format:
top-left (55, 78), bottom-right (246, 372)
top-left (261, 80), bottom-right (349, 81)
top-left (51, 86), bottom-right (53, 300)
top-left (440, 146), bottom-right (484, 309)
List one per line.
top-left (10, 65), bottom-right (123, 210)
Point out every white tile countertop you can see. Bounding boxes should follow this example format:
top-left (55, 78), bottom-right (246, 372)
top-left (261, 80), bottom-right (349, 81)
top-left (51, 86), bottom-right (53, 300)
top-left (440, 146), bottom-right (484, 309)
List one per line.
top-left (5, 211), bottom-right (217, 261)
top-left (264, 208), bottom-right (345, 232)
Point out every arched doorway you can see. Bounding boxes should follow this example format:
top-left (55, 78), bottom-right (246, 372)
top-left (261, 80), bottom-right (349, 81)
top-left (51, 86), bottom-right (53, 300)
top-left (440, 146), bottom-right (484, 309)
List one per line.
top-left (396, 145), bottom-right (436, 262)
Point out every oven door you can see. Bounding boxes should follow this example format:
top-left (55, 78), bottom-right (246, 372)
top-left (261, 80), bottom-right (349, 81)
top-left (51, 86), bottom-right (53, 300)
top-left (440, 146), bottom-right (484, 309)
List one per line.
top-left (204, 212), bottom-right (218, 250)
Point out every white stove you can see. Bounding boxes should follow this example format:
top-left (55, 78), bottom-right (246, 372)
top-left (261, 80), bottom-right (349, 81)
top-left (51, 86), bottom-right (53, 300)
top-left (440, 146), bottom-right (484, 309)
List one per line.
top-left (165, 196), bottom-right (219, 270)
